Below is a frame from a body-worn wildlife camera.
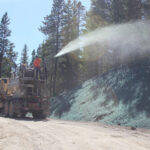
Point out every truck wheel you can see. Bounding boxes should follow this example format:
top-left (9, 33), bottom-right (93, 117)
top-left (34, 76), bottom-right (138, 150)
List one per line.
top-left (32, 112), bottom-right (39, 119)
top-left (21, 112), bottom-right (26, 118)
top-left (9, 101), bottom-right (15, 118)
top-left (4, 102), bottom-right (9, 117)
top-left (41, 110), bottom-right (48, 119)
top-left (32, 111), bottom-right (47, 119)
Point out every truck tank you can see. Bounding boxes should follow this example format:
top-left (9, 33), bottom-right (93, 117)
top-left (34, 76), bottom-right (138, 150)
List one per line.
top-left (0, 67), bottom-right (50, 119)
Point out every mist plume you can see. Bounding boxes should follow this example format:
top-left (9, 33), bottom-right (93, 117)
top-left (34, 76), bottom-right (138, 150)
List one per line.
top-left (55, 21), bottom-right (150, 60)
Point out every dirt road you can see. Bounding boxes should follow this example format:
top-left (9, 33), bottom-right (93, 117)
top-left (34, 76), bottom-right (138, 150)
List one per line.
top-left (0, 117), bottom-right (150, 150)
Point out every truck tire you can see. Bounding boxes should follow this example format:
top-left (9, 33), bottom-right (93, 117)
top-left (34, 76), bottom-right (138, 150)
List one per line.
top-left (9, 101), bottom-right (15, 118)
top-left (21, 112), bottom-right (26, 118)
top-left (40, 111), bottom-right (47, 119)
top-left (32, 111), bottom-right (47, 119)
top-left (4, 102), bottom-right (9, 117)
top-left (32, 112), bottom-right (39, 119)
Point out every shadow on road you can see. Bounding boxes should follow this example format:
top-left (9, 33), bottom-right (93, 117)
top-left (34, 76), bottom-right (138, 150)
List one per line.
top-left (14, 117), bottom-right (50, 122)
top-left (0, 116), bottom-right (50, 122)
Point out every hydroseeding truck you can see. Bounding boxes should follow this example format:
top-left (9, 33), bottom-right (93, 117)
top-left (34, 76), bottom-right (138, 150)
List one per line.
top-left (0, 67), bottom-right (50, 119)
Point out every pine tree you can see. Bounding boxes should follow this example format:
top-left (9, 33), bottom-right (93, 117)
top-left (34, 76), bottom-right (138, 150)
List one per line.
top-left (5, 43), bottom-right (17, 77)
top-left (39, 40), bottom-right (56, 96)
top-left (40, 0), bottom-right (65, 96)
top-left (142, 0), bottom-right (150, 19)
top-left (58, 0), bottom-right (85, 90)
top-left (125, 0), bottom-right (142, 21)
top-left (31, 49), bottom-right (36, 65)
top-left (82, 0), bottom-right (109, 79)
top-left (111, 0), bottom-right (142, 23)
top-left (39, 0), bottom-right (86, 94)
top-left (0, 12), bottom-right (11, 77)
top-left (21, 44), bottom-right (28, 65)
top-left (1, 43), bottom-right (17, 78)
top-left (111, 0), bottom-right (126, 23)
top-left (91, 0), bottom-right (111, 22)
top-left (72, 0), bottom-right (85, 36)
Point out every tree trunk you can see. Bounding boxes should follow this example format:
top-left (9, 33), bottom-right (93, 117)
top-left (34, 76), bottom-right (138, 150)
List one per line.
top-left (53, 58), bottom-right (58, 96)
top-left (53, 14), bottom-right (60, 96)
top-left (0, 61), bottom-right (2, 78)
top-left (0, 55), bottom-right (3, 78)
top-left (53, 30), bottom-right (59, 96)
top-left (49, 73), bottom-right (53, 96)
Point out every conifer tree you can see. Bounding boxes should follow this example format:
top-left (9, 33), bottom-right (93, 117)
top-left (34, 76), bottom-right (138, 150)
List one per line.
top-left (59, 0), bottom-right (85, 89)
top-left (6, 43), bottom-right (17, 77)
top-left (111, 0), bottom-right (126, 23)
top-left (125, 0), bottom-right (142, 21)
top-left (110, 0), bottom-right (142, 23)
top-left (40, 0), bottom-right (65, 96)
top-left (21, 44), bottom-right (28, 65)
top-left (91, 0), bottom-right (111, 22)
top-left (142, 0), bottom-right (150, 19)
top-left (0, 12), bottom-right (11, 77)
top-left (31, 49), bottom-right (36, 65)
top-left (82, 0), bottom-right (109, 79)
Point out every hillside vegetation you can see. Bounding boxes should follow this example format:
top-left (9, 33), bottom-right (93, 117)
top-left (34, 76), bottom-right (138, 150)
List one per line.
top-left (50, 57), bottom-right (150, 129)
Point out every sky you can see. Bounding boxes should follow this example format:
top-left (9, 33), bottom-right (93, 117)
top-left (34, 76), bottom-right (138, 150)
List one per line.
top-left (0, 0), bottom-right (91, 63)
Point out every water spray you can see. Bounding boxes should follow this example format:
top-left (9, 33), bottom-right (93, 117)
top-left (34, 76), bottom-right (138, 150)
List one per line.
top-left (55, 21), bottom-right (150, 60)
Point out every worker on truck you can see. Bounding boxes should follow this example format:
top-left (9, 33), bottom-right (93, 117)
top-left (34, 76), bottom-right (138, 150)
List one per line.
top-left (34, 56), bottom-right (41, 79)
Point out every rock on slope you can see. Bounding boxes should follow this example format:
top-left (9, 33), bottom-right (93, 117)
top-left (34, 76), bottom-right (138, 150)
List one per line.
top-left (50, 57), bottom-right (150, 129)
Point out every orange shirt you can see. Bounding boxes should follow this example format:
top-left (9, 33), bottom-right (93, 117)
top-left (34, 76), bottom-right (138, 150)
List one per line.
top-left (34, 58), bottom-right (41, 68)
